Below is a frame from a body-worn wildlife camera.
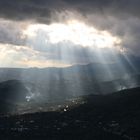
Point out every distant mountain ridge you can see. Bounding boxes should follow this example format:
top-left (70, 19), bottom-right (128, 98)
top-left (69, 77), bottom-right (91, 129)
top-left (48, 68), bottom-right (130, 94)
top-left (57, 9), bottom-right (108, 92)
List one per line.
top-left (0, 55), bottom-right (140, 105)
top-left (0, 56), bottom-right (140, 83)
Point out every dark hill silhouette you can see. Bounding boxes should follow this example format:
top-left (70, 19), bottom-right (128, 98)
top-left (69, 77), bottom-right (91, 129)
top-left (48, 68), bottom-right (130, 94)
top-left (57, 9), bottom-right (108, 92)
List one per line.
top-left (0, 80), bottom-right (28, 103)
top-left (0, 87), bottom-right (140, 139)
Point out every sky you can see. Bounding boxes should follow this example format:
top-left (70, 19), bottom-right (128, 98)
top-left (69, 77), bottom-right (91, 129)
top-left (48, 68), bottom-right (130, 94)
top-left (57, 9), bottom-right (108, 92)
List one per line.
top-left (0, 0), bottom-right (140, 68)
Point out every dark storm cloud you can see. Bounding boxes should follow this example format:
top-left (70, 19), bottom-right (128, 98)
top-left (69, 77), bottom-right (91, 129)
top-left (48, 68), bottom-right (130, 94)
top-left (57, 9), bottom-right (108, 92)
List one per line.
top-left (0, 20), bottom-right (25, 45)
top-left (62, 0), bottom-right (140, 55)
top-left (0, 0), bottom-right (140, 21)
top-left (0, 0), bottom-right (140, 56)
top-left (0, 0), bottom-right (65, 23)
top-left (63, 0), bottom-right (140, 18)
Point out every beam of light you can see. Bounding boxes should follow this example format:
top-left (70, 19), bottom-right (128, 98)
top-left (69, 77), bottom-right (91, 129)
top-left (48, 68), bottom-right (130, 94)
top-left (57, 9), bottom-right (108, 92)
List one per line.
top-left (23, 20), bottom-right (121, 49)
top-left (1, 19), bottom-right (139, 115)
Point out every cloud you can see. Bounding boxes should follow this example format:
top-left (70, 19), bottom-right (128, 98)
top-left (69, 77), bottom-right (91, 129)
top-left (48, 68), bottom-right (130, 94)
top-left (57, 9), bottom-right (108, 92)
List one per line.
top-left (0, 18), bottom-right (27, 46)
top-left (0, 0), bottom-right (139, 56)
top-left (0, 0), bottom-right (65, 23)
top-left (0, 0), bottom-right (140, 22)
top-left (0, 18), bottom-right (121, 67)
top-left (0, 0), bottom-right (140, 67)
top-left (0, 43), bottom-right (39, 67)
top-left (63, 0), bottom-right (140, 18)
top-left (62, 0), bottom-right (140, 56)
top-left (0, 43), bottom-right (76, 68)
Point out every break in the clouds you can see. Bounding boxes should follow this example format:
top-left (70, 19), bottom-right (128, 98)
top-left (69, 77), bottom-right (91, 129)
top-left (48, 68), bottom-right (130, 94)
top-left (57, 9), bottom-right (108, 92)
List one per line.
top-left (0, 0), bottom-right (140, 67)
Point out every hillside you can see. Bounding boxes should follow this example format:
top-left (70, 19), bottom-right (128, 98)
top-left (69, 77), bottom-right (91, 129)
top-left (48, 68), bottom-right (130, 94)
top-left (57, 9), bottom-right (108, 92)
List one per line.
top-left (0, 87), bottom-right (140, 139)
